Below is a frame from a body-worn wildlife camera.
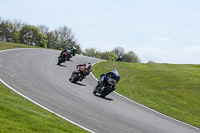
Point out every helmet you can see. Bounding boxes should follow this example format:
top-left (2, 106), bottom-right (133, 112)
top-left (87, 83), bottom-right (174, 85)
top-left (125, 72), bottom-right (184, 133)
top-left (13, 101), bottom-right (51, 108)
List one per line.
top-left (73, 46), bottom-right (77, 49)
top-left (111, 68), bottom-right (117, 72)
top-left (88, 61), bottom-right (92, 65)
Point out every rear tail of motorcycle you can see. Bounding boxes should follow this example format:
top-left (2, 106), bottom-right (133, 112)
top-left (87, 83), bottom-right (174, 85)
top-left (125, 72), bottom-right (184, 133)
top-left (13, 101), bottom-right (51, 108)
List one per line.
top-left (57, 57), bottom-right (61, 65)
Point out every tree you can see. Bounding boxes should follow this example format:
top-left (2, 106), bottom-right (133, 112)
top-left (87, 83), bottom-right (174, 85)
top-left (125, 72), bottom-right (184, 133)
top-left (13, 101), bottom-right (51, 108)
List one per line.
top-left (123, 51), bottom-right (141, 63)
top-left (37, 25), bottom-right (49, 36)
top-left (100, 52), bottom-right (118, 61)
top-left (82, 48), bottom-right (101, 58)
top-left (0, 16), bottom-right (3, 23)
top-left (112, 46), bottom-right (125, 56)
top-left (76, 44), bottom-right (82, 54)
top-left (47, 32), bottom-right (55, 49)
top-left (148, 60), bottom-right (156, 63)
top-left (12, 19), bottom-right (27, 32)
top-left (53, 26), bottom-right (74, 50)
top-left (0, 20), bottom-right (19, 43)
top-left (19, 25), bottom-right (47, 48)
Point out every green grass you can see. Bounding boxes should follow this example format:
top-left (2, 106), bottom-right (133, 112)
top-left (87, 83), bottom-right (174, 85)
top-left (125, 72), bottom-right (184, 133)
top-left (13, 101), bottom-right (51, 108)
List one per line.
top-left (92, 61), bottom-right (200, 128)
top-left (0, 42), bottom-right (88, 133)
top-left (0, 42), bottom-right (38, 50)
top-left (0, 83), bottom-right (88, 133)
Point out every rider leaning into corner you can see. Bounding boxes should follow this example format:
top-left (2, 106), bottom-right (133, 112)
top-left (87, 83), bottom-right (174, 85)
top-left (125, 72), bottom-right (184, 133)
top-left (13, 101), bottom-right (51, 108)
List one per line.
top-left (77, 61), bottom-right (92, 74)
top-left (100, 68), bottom-right (120, 92)
top-left (59, 49), bottom-right (67, 58)
top-left (70, 61), bottom-right (92, 81)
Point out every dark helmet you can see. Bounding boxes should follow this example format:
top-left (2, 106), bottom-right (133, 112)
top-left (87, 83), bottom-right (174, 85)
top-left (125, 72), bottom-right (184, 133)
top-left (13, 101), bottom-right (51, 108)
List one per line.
top-left (88, 61), bottom-right (92, 65)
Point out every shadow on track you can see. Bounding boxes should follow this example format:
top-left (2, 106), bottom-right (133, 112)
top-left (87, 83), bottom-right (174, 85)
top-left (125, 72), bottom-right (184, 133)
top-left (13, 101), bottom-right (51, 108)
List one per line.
top-left (71, 82), bottom-right (87, 86)
top-left (94, 94), bottom-right (113, 101)
top-left (57, 64), bottom-right (67, 67)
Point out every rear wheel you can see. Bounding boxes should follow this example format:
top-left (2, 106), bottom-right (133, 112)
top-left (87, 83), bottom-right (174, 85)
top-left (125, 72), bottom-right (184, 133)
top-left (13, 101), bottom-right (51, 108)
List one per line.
top-left (67, 56), bottom-right (70, 61)
top-left (57, 58), bottom-right (61, 65)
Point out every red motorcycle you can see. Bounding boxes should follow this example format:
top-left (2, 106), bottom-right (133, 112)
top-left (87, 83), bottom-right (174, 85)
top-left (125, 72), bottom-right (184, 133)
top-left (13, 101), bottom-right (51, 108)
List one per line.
top-left (69, 65), bottom-right (88, 83)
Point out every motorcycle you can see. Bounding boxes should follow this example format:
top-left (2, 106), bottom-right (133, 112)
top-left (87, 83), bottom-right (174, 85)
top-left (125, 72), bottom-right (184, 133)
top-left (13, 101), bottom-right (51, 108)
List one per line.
top-left (69, 65), bottom-right (88, 83)
top-left (57, 52), bottom-right (70, 65)
top-left (93, 75), bottom-right (117, 98)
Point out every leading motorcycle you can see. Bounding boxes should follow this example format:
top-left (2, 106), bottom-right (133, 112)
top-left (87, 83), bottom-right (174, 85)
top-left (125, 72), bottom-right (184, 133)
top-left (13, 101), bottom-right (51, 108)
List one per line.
top-left (57, 52), bottom-right (70, 65)
top-left (93, 75), bottom-right (117, 98)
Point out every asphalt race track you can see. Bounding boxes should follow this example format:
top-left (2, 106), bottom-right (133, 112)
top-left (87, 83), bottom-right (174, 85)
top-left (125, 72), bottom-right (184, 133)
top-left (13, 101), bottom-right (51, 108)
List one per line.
top-left (0, 48), bottom-right (200, 133)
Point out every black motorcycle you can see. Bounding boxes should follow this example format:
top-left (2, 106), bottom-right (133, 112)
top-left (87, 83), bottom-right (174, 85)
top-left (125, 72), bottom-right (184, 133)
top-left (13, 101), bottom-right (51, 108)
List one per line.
top-left (93, 75), bottom-right (117, 98)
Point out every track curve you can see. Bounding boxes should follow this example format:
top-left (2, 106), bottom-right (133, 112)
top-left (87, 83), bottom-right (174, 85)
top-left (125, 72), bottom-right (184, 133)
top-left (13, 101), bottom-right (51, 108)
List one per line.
top-left (0, 48), bottom-right (199, 133)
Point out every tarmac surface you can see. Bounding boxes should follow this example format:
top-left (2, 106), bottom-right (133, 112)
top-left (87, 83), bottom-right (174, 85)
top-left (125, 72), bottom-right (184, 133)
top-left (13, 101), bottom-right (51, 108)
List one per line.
top-left (0, 48), bottom-right (199, 133)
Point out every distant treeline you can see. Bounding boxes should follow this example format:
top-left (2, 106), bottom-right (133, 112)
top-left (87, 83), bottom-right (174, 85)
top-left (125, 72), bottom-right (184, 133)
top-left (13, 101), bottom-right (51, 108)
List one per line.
top-left (82, 47), bottom-right (141, 63)
top-left (0, 16), bottom-right (79, 51)
top-left (0, 16), bottom-right (141, 63)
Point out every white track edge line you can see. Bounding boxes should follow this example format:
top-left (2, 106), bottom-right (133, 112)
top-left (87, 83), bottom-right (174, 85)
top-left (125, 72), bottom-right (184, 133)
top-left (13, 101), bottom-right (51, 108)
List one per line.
top-left (91, 62), bottom-right (200, 131)
top-left (0, 48), bottom-right (95, 133)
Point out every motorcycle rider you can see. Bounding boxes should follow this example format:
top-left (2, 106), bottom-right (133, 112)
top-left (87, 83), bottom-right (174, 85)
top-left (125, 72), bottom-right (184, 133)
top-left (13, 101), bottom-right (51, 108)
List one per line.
top-left (57, 49), bottom-right (68, 65)
top-left (70, 61), bottom-right (92, 81)
top-left (71, 45), bottom-right (77, 56)
top-left (77, 61), bottom-right (92, 75)
top-left (99, 68), bottom-right (120, 92)
top-left (59, 49), bottom-right (67, 59)
top-left (116, 55), bottom-right (123, 61)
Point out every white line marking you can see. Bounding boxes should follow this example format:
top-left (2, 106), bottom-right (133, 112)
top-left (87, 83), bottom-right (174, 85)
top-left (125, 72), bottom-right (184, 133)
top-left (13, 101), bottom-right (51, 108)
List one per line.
top-left (0, 48), bottom-right (95, 133)
top-left (1, 48), bottom-right (200, 131)
top-left (91, 62), bottom-right (200, 131)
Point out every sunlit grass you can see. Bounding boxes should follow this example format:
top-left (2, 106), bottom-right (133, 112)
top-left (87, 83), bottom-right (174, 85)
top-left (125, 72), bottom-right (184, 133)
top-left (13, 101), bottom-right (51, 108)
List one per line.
top-left (0, 83), bottom-right (88, 133)
top-left (92, 61), bottom-right (200, 128)
top-left (0, 42), bottom-right (37, 50)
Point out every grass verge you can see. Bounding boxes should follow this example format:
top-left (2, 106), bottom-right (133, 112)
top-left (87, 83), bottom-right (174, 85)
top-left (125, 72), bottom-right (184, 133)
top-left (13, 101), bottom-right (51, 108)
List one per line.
top-left (92, 61), bottom-right (200, 128)
top-left (0, 42), bottom-right (88, 133)
top-left (0, 42), bottom-right (38, 50)
top-left (0, 83), bottom-right (88, 133)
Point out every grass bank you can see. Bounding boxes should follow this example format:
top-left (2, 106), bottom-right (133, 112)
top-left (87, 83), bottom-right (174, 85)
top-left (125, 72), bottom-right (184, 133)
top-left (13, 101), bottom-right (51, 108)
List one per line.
top-left (92, 61), bottom-right (200, 128)
top-left (0, 42), bottom-right (37, 50)
top-left (0, 42), bottom-right (88, 132)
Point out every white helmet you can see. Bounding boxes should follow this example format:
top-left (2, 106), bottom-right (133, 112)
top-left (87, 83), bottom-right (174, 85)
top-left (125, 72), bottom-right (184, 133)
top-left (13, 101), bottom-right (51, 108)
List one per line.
top-left (111, 68), bottom-right (117, 72)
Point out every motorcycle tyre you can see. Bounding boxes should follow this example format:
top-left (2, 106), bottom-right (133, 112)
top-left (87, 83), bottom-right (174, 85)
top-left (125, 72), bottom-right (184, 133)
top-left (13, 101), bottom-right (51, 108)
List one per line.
top-left (93, 86), bottom-right (98, 94)
top-left (70, 75), bottom-right (77, 83)
top-left (100, 85), bottom-right (111, 98)
top-left (67, 56), bottom-right (70, 61)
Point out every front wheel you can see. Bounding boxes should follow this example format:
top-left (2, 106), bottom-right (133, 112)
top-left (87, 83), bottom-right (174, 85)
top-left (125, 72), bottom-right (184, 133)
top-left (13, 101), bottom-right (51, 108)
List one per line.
top-left (100, 85), bottom-right (111, 98)
top-left (70, 75), bottom-right (77, 83)
top-left (93, 89), bottom-right (97, 94)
